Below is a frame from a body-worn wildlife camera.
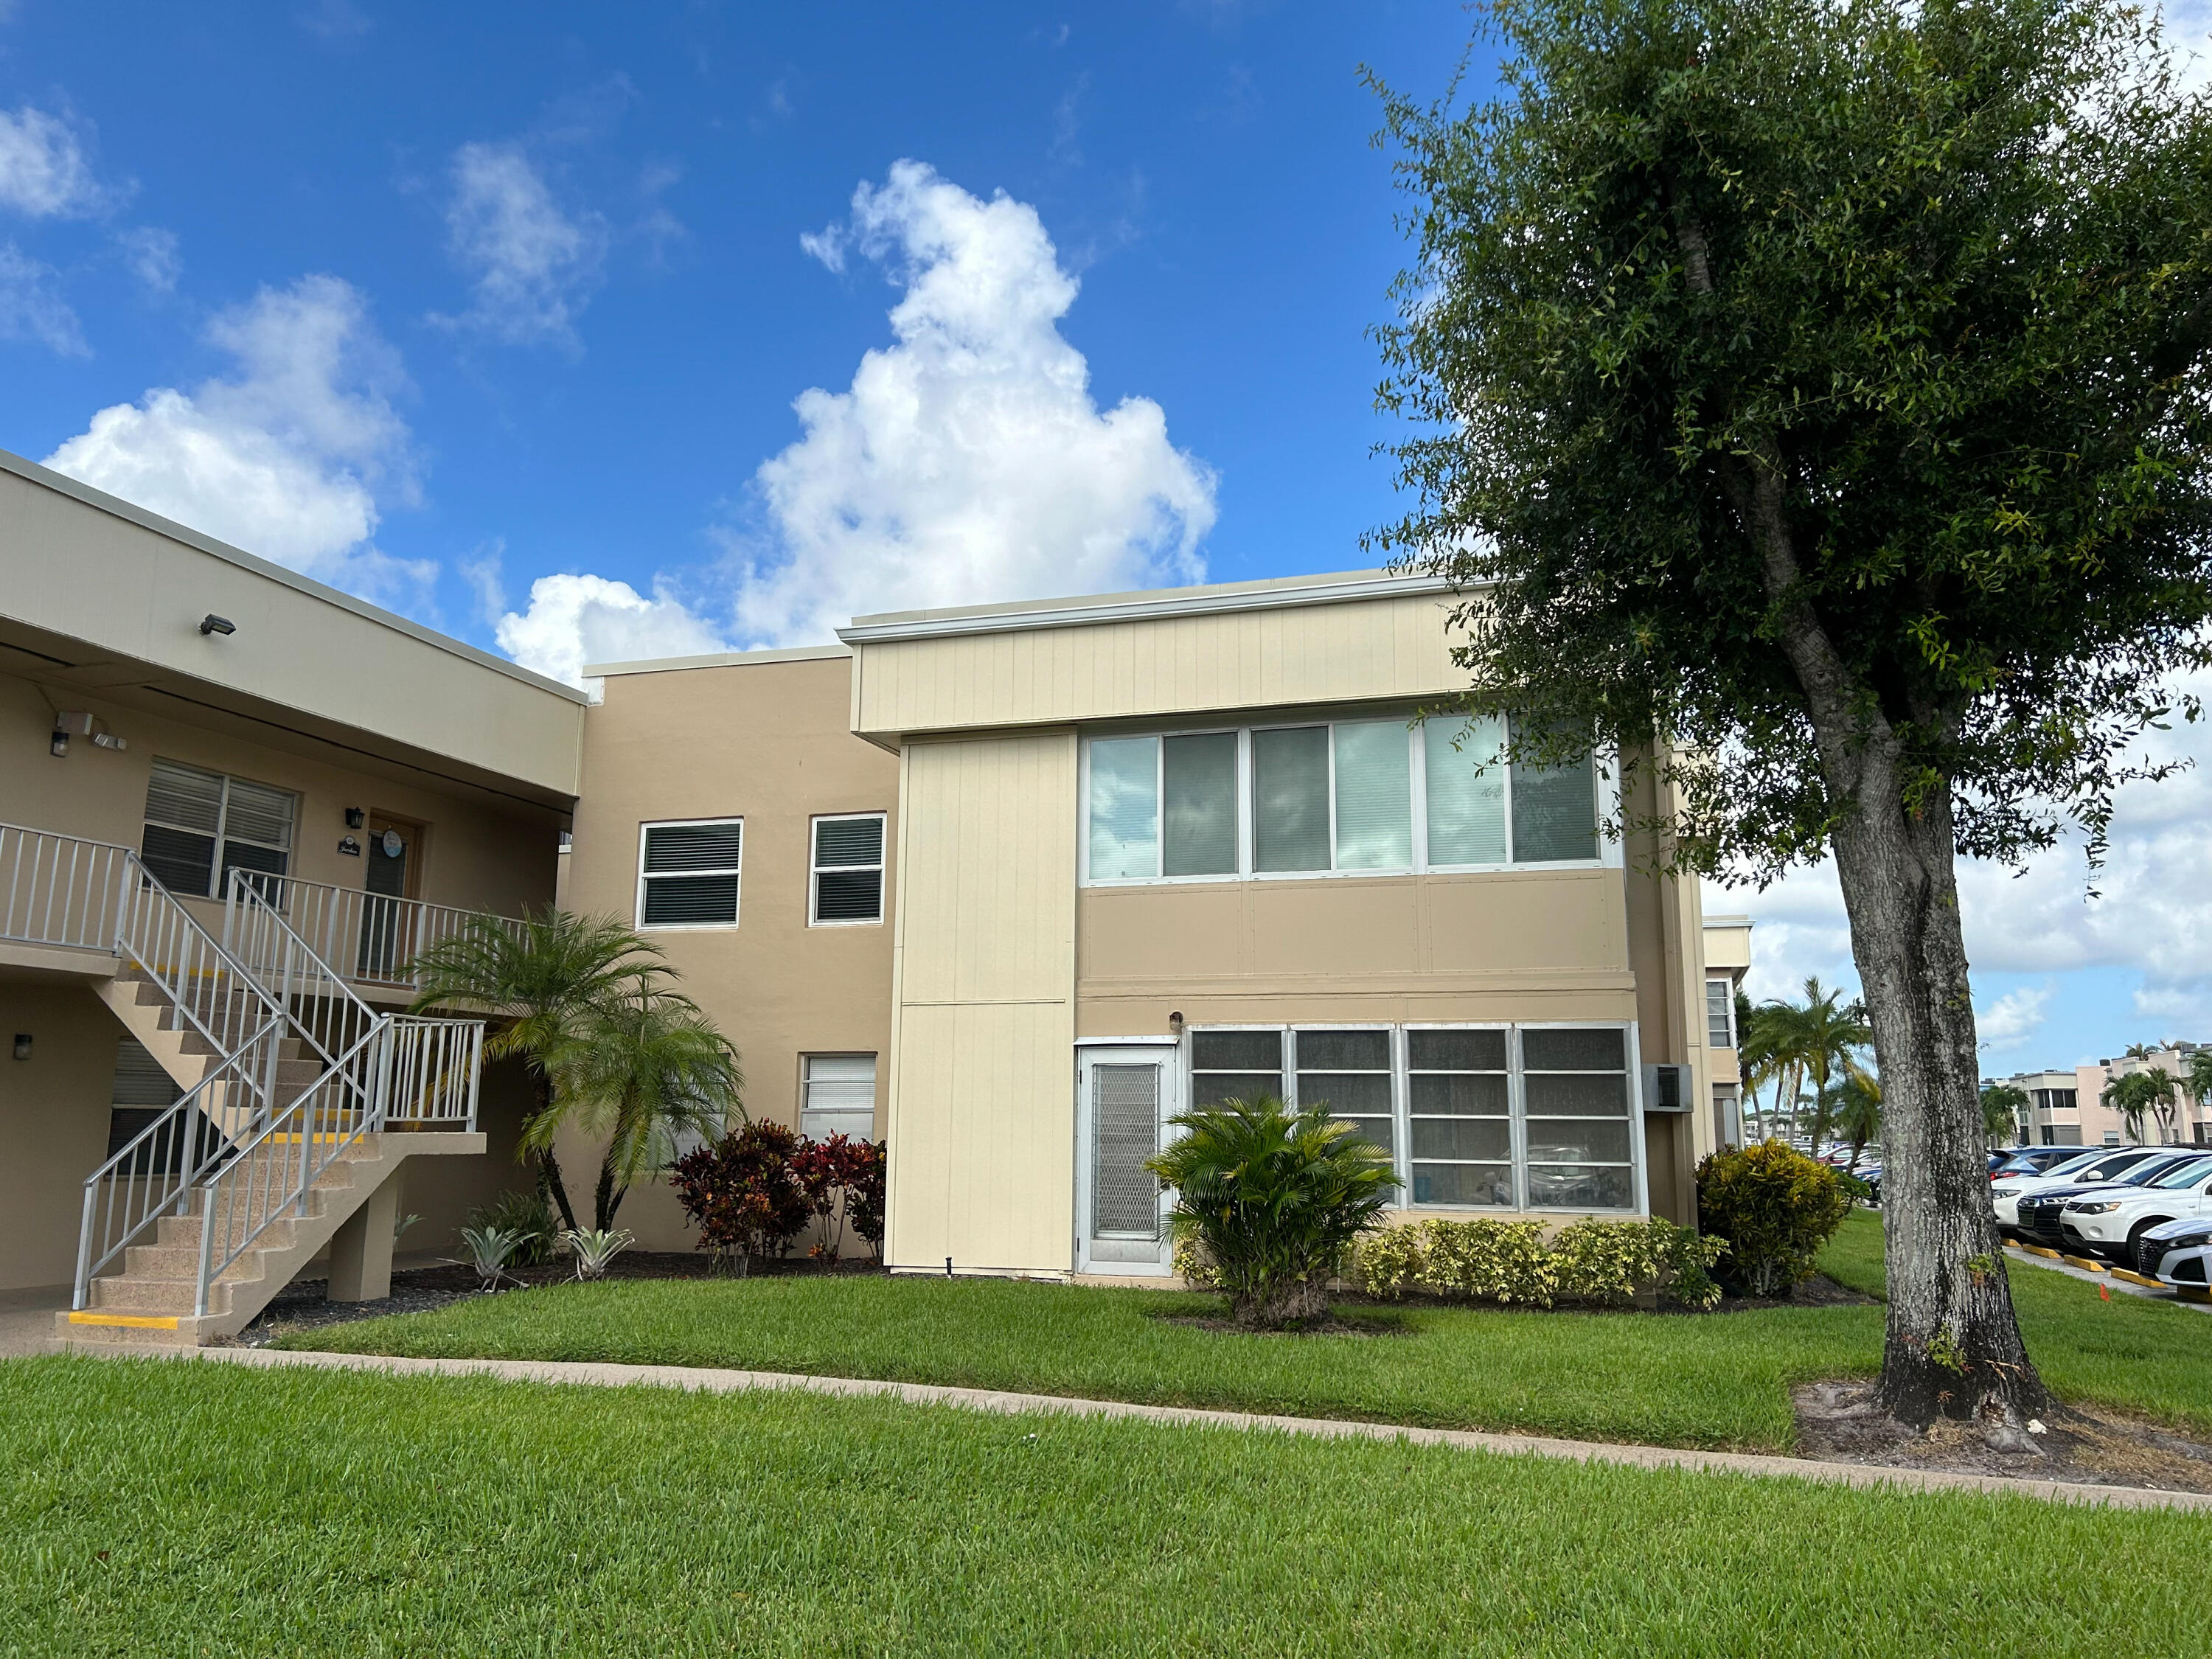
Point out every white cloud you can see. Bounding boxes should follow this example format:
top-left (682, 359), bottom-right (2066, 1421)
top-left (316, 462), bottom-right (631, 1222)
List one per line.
top-left (116, 225), bottom-right (180, 293)
top-left (1711, 668), bottom-right (2212, 1033)
top-left (0, 242), bottom-right (86, 354)
top-left (1977, 984), bottom-right (2054, 1054)
top-left (0, 104), bottom-right (114, 218)
top-left (494, 573), bottom-right (724, 688)
top-left (2165, 1), bottom-right (2212, 96)
top-left (42, 274), bottom-right (428, 602)
top-left (436, 141), bottom-right (605, 347)
top-left (728, 159), bottom-right (1216, 645)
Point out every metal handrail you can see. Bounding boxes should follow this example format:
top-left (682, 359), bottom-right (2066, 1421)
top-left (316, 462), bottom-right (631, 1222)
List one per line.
top-left (0, 821), bottom-right (136, 952)
top-left (71, 1017), bottom-right (282, 1310)
top-left (223, 869), bottom-right (528, 992)
top-left (386, 1015), bottom-right (486, 1130)
top-left (223, 871), bottom-right (384, 1074)
top-left (195, 1019), bottom-right (391, 1314)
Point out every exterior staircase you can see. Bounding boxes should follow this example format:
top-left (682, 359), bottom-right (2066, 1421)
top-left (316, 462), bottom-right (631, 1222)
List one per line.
top-left (0, 821), bottom-right (486, 1352)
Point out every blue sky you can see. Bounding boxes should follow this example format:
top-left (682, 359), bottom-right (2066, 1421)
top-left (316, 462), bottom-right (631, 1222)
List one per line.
top-left (4, 1), bottom-right (2208, 1072)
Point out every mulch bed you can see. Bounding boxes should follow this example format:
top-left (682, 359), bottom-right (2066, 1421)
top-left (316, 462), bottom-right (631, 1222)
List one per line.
top-left (1794, 1380), bottom-right (2212, 1495)
top-left (226, 1251), bottom-right (886, 1346)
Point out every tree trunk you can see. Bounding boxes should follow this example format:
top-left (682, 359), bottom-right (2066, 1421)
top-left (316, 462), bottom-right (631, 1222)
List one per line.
top-left (525, 1067), bottom-right (578, 1230)
top-left (1235, 1278), bottom-right (1330, 1329)
top-left (592, 1159), bottom-right (625, 1231)
top-left (1828, 771), bottom-right (2049, 1430)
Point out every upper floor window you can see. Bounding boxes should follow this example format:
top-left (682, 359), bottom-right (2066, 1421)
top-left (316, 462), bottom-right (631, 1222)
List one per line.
top-left (141, 759), bottom-right (295, 900)
top-left (810, 813), bottom-right (886, 925)
top-left (1705, 977), bottom-right (1736, 1050)
top-left (637, 818), bottom-right (742, 928)
top-left (1082, 714), bottom-right (1605, 885)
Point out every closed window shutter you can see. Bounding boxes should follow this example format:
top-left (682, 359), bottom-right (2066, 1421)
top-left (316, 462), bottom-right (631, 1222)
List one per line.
top-left (640, 821), bottom-right (742, 926)
top-left (1332, 721), bottom-right (1411, 871)
top-left (1424, 717), bottom-right (1508, 866)
top-left (1252, 726), bottom-right (1329, 872)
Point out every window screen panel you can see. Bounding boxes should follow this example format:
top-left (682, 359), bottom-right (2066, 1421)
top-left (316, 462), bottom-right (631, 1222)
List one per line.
top-left (1252, 726), bottom-right (1330, 872)
top-left (1091, 1064), bottom-right (1162, 1237)
top-left (1163, 733), bottom-right (1237, 877)
top-left (1409, 1027), bottom-right (1512, 1208)
top-left (1423, 717), bottom-right (1508, 866)
top-left (1520, 1026), bottom-right (1635, 1211)
top-left (1330, 720), bottom-right (1412, 871)
top-left (1508, 718), bottom-right (1599, 863)
top-left (639, 821), bottom-right (742, 926)
top-left (1295, 1029), bottom-right (1393, 1158)
top-left (1088, 737), bottom-right (1159, 880)
top-left (1190, 1028), bottom-right (1281, 1107)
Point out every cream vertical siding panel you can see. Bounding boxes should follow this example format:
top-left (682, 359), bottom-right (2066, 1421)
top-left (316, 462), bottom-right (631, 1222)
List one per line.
top-left (852, 592), bottom-right (1468, 737)
top-left (886, 731), bottom-right (1078, 1274)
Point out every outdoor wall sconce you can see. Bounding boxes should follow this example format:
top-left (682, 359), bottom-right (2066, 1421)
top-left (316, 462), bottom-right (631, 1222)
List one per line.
top-left (11, 1034), bottom-right (29, 1062)
top-left (198, 613), bottom-right (236, 636)
top-left (344, 807), bottom-right (365, 828)
top-left (1169, 1010), bottom-right (1186, 1037)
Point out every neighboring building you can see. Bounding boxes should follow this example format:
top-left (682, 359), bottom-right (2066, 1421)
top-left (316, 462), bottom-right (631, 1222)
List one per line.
top-left (1703, 915), bottom-right (1753, 1150)
top-left (2076, 1047), bottom-right (2211, 1147)
top-left (1, 448), bottom-right (580, 1333)
top-left (1984, 1068), bottom-right (2084, 1147)
top-left (6, 442), bottom-right (1731, 1334)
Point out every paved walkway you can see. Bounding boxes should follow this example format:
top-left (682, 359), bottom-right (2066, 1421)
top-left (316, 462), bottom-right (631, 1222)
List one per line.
top-left (0, 1284), bottom-right (69, 1358)
top-left (170, 1344), bottom-right (2211, 1513)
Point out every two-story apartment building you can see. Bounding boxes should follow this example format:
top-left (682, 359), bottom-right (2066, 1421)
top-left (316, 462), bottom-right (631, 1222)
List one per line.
top-left (5, 441), bottom-right (1730, 1335)
top-left (563, 570), bottom-right (1724, 1277)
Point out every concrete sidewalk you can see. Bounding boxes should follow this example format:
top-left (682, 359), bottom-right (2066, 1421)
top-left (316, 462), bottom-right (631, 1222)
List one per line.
top-left (153, 1343), bottom-right (2212, 1513)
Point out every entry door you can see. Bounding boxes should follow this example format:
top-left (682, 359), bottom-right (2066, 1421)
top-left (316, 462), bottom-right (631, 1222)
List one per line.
top-left (1077, 1045), bottom-right (1178, 1275)
top-left (358, 815), bottom-right (422, 979)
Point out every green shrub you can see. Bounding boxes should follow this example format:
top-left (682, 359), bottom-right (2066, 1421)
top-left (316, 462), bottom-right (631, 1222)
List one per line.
top-left (1353, 1217), bottom-right (1725, 1310)
top-left (1171, 1234), bottom-right (1220, 1290)
top-left (1147, 1095), bottom-right (1398, 1327)
top-left (469, 1189), bottom-right (557, 1267)
top-left (1694, 1140), bottom-right (1853, 1298)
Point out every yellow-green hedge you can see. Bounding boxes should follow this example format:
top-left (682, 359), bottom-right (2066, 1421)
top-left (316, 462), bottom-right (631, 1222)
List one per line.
top-left (1352, 1217), bottom-right (1725, 1310)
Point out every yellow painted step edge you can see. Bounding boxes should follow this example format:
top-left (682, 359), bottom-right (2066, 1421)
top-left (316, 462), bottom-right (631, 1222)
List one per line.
top-left (65, 1312), bottom-right (178, 1329)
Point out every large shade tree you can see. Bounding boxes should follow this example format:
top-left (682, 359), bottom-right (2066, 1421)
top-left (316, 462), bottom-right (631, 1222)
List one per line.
top-left (1369, 0), bottom-right (2212, 1433)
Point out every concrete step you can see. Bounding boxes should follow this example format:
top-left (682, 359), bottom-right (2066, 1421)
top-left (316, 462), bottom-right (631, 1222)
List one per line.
top-left (89, 1274), bottom-right (244, 1317)
top-left (52, 1311), bottom-right (223, 1349)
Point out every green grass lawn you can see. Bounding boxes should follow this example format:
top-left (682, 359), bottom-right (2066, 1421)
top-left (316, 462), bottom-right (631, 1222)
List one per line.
top-left (4, 1354), bottom-right (2208, 1658)
top-left (279, 1211), bottom-right (2212, 1453)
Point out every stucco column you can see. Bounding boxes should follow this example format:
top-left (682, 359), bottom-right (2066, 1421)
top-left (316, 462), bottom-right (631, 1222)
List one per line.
top-left (327, 1176), bottom-right (400, 1302)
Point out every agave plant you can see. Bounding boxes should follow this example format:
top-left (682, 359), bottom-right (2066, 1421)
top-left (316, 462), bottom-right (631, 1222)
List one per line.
top-left (1146, 1094), bottom-right (1399, 1328)
top-left (459, 1224), bottom-right (524, 1291)
top-left (560, 1226), bottom-right (636, 1281)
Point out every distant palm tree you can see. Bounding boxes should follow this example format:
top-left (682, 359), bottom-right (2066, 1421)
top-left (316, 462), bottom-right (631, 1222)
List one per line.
top-left (406, 908), bottom-right (686, 1228)
top-left (2102, 1068), bottom-right (2178, 1144)
top-left (2185, 1050), bottom-right (2212, 1144)
top-left (1979, 1082), bottom-right (2029, 1148)
top-left (1747, 978), bottom-right (1874, 1154)
top-left (1831, 1071), bottom-right (1884, 1171)
top-left (543, 978), bottom-right (745, 1228)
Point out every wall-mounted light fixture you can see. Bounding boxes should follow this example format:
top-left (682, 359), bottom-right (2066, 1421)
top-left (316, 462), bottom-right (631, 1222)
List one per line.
top-left (11, 1034), bottom-right (29, 1062)
top-left (49, 712), bottom-right (125, 757)
top-left (344, 807), bottom-right (365, 829)
top-left (199, 613), bottom-right (236, 636)
top-left (1169, 1010), bottom-right (1186, 1038)
top-left (49, 727), bottom-right (67, 759)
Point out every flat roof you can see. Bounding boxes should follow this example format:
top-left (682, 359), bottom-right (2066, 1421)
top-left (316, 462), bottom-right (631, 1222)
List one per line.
top-left (587, 643), bottom-right (852, 678)
top-left (0, 447), bottom-right (585, 706)
top-left (837, 567), bottom-right (1457, 645)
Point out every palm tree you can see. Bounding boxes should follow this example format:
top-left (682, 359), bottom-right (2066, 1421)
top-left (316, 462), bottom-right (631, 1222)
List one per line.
top-left (407, 908), bottom-right (683, 1228)
top-left (542, 979), bottom-right (745, 1228)
top-left (2104, 1067), bottom-right (2179, 1144)
top-left (1832, 1071), bottom-right (1883, 1171)
top-left (2185, 1049), bottom-right (2212, 1145)
top-left (1747, 978), bottom-right (1873, 1154)
top-left (1979, 1082), bottom-right (2028, 1148)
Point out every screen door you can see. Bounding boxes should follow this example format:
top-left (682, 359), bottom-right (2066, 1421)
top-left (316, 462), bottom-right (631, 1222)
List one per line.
top-left (1077, 1046), bottom-right (1176, 1273)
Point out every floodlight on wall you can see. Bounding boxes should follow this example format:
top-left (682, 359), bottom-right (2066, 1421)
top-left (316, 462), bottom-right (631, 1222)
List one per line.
top-left (199, 613), bottom-right (236, 636)
top-left (50, 711), bottom-right (124, 755)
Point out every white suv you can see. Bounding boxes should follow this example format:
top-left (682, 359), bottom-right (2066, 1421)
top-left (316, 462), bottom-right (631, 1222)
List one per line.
top-left (2059, 1154), bottom-right (2212, 1270)
top-left (2144, 1216), bottom-right (2212, 1293)
top-left (1989, 1146), bottom-right (2164, 1232)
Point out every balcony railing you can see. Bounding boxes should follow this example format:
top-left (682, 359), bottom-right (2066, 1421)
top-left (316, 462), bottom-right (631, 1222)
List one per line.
top-left (223, 870), bottom-right (529, 993)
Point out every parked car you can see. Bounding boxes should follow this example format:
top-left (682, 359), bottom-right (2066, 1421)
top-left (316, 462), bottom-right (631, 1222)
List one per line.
top-left (1993, 1147), bottom-right (2095, 1179)
top-left (2062, 1155), bottom-right (2212, 1270)
top-left (2009, 1152), bottom-right (2207, 1254)
top-left (2144, 1216), bottom-right (2212, 1292)
top-left (1989, 1147), bottom-right (2160, 1234)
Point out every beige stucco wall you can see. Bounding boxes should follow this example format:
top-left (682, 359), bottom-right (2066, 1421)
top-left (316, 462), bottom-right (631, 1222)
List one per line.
top-left (852, 588), bottom-right (1462, 740)
top-left (0, 453), bottom-right (584, 798)
top-left (556, 651), bottom-right (899, 1253)
top-left (2, 669), bottom-right (562, 928)
top-left (0, 978), bottom-right (122, 1290)
top-left (886, 731), bottom-right (1078, 1275)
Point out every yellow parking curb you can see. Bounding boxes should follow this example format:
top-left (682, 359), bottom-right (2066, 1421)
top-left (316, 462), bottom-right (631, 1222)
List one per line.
top-left (2111, 1268), bottom-right (2165, 1289)
top-left (2023, 1244), bottom-right (2063, 1260)
top-left (2062, 1254), bottom-right (2107, 1273)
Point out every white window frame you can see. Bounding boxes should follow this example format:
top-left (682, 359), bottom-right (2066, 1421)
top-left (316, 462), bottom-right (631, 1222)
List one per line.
top-left (142, 758), bottom-right (299, 901)
top-left (1705, 976), bottom-right (1736, 1050)
top-left (809, 811), bottom-right (887, 928)
top-left (1180, 1019), bottom-right (1647, 1217)
top-left (1079, 714), bottom-right (1623, 888)
top-left (635, 816), bottom-right (744, 931)
top-left (801, 1052), bottom-right (880, 1139)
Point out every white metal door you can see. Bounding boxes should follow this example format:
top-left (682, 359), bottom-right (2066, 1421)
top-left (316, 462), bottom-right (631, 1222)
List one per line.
top-left (1077, 1045), bottom-right (1176, 1274)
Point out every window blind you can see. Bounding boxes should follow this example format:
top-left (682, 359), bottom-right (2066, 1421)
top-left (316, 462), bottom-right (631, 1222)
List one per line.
top-left (1252, 726), bottom-right (1329, 872)
top-left (812, 814), bottom-right (884, 923)
top-left (141, 759), bottom-right (294, 898)
top-left (1423, 717), bottom-right (1508, 866)
top-left (1332, 720), bottom-right (1411, 871)
top-left (639, 821), bottom-right (742, 926)
top-left (1162, 733), bottom-right (1237, 876)
top-left (1509, 718), bottom-right (1599, 863)
top-left (801, 1054), bottom-right (877, 1141)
